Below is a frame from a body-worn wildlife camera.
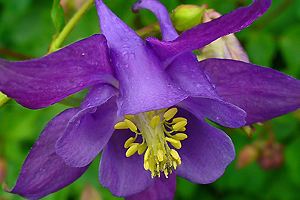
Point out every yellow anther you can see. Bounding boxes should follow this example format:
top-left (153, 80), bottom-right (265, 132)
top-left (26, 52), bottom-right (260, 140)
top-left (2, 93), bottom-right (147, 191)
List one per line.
top-left (157, 150), bottom-right (164, 162)
top-left (144, 148), bottom-right (150, 161)
top-left (138, 143), bottom-right (147, 155)
top-left (172, 121), bottom-right (187, 131)
top-left (164, 169), bottom-right (169, 178)
top-left (172, 117), bottom-right (187, 124)
top-left (170, 149), bottom-right (180, 160)
top-left (124, 137), bottom-right (136, 148)
top-left (173, 161), bottom-right (178, 170)
top-left (177, 158), bottom-right (182, 165)
top-left (117, 108), bottom-right (187, 178)
top-left (150, 115), bottom-right (161, 129)
top-left (124, 119), bottom-right (138, 132)
top-left (114, 121), bottom-right (128, 129)
top-left (126, 143), bottom-right (139, 157)
top-left (173, 133), bottom-right (188, 140)
top-left (144, 161), bottom-right (149, 170)
top-left (163, 108), bottom-right (178, 121)
top-left (178, 127), bottom-right (186, 132)
top-left (125, 115), bottom-right (134, 120)
top-left (156, 163), bottom-right (160, 171)
top-left (165, 137), bottom-right (182, 149)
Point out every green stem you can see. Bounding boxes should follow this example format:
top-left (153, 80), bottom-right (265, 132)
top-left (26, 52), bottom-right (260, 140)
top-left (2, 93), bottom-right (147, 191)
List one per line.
top-left (49, 0), bottom-right (94, 53)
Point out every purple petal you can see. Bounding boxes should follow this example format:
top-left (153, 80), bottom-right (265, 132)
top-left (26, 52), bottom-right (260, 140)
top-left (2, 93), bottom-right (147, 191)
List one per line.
top-left (167, 54), bottom-right (219, 97)
top-left (99, 129), bottom-right (153, 197)
top-left (56, 84), bottom-right (118, 167)
top-left (179, 97), bottom-right (246, 128)
top-left (95, 0), bottom-right (188, 115)
top-left (132, 0), bottom-right (246, 128)
top-left (132, 0), bottom-right (178, 41)
top-left (200, 10), bottom-right (249, 62)
top-left (132, 0), bottom-right (241, 129)
top-left (10, 109), bottom-right (88, 200)
top-left (201, 58), bottom-right (300, 124)
top-left (126, 173), bottom-right (176, 200)
top-left (0, 34), bottom-right (116, 109)
top-left (133, 0), bottom-right (218, 97)
top-left (177, 109), bottom-right (235, 183)
top-left (147, 0), bottom-right (271, 64)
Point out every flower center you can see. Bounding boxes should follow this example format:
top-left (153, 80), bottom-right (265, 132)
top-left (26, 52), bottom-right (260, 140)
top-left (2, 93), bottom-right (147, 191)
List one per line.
top-left (114, 107), bottom-right (188, 178)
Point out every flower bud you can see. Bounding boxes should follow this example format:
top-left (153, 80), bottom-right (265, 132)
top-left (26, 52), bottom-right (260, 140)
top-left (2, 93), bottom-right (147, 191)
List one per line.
top-left (237, 144), bottom-right (259, 169)
top-left (258, 142), bottom-right (284, 170)
top-left (242, 125), bottom-right (256, 137)
top-left (198, 9), bottom-right (249, 62)
top-left (0, 92), bottom-right (9, 107)
top-left (80, 184), bottom-right (102, 200)
top-left (171, 5), bottom-right (206, 32)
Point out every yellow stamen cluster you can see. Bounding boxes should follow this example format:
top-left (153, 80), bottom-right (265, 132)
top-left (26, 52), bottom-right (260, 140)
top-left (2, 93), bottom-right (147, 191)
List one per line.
top-left (114, 107), bottom-right (188, 178)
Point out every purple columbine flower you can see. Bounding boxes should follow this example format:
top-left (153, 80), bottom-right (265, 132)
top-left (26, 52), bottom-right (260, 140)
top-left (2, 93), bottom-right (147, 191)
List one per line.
top-left (0, 0), bottom-right (299, 199)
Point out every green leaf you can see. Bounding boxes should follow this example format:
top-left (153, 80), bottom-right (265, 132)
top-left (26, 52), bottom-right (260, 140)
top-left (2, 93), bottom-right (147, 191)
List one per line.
top-left (296, 0), bottom-right (300, 20)
top-left (285, 137), bottom-right (300, 186)
top-left (279, 26), bottom-right (300, 77)
top-left (244, 31), bottom-right (276, 66)
top-left (51, 0), bottom-right (65, 35)
top-left (214, 163), bottom-right (269, 194)
top-left (264, 173), bottom-right (299, 200)
top-left (271, 114), bottom-right (299, 141)
top-left (176, 177), bottom-right (199, 199)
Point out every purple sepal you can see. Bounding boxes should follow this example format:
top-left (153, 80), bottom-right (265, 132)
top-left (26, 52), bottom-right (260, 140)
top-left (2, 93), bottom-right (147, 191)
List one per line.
top-left (0, 34), bottom-right (115, 109)
top-left (10, 109), bottom-right (89, 200)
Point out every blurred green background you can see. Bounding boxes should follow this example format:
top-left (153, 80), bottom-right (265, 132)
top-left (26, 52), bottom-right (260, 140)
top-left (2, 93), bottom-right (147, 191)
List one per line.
top-left (1, 0), bottom-right (300, 199)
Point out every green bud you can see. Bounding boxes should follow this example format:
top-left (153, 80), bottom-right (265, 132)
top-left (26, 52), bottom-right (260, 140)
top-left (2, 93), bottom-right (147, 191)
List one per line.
top-left (0, 92), bottom-right (9, 107)
top-left (171, 5), bottom-right (206, 32)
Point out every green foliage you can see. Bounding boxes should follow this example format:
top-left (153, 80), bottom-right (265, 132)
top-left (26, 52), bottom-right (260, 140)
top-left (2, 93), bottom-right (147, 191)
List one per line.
top-left (51, 0), bottom-right (66, 36)
top-left (244, 31), bottom-right (276, 66)
top-left (286, 137), bottom-right (300, 186)
top-left (1, 0), bottom-right (300, 199)
top-left (279, 26), bottom-right (300, 77)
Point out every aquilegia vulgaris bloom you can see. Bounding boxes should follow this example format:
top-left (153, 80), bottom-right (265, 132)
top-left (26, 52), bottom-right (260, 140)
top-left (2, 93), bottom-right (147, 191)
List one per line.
top-left (1, 0), bottom-right (300, 199)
